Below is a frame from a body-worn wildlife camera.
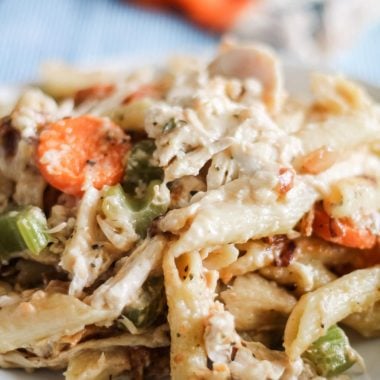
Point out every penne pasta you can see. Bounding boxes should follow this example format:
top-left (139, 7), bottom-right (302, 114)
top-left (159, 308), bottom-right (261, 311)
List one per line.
top-left (161, 178), bottom-right (318, 258)
top-left (0, 293), bottom-right (111, 353)
top-left (163, 249), bottom-right (217, 379)
top-left (284, 267), bottom-right (380, 360)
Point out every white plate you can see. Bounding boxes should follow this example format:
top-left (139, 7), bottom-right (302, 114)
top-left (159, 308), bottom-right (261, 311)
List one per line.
top-left (0, 64), bottom-right (379, 380)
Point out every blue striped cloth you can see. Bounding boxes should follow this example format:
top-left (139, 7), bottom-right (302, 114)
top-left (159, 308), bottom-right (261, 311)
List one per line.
top-left (0, 0), bottom-right (380, 86)
top-left (0, 0), bottom-right (217, 83)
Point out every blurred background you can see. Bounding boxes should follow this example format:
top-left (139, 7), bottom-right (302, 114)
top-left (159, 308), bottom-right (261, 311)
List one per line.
top-left (1, 0), bottom-right (380, 85)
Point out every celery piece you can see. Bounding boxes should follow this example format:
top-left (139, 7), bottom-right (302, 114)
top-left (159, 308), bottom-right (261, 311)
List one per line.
top-left (123, 276), bottom-right (165, 328)
top-left (0, 207), bottom-right (50, 257)
top-left (102, 181), bottom-right (169, 238)
top-left (303, 325), bottom-right (357, 377)
top-left (17, 207), bottom-right (51, 255)
top-left (105, 139), bottom-right (168, 236)
top-left (132, 180), bottom-right (168, 236)
top-left (123, 139), bottom-right (163, 197)
top-left (0, 210), bottom-right (26, 256)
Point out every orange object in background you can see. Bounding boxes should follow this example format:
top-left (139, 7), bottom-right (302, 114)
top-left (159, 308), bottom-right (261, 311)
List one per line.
top-left (174, 0), bottom-right (250, 31)
top-left (130, 0), bottom-right (250, 31)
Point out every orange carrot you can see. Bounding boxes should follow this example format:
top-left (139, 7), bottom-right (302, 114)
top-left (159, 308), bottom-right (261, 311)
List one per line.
top-left (74, 84), bottom-right (115, 106)
top-left (37, 116), bottom-right (130, 196)
top-left (173, 0), bottom-right (250, 31)
top-left (131, 0), bottom-right (250, 31)
top-left (312, 203), bottom-right (376, 250)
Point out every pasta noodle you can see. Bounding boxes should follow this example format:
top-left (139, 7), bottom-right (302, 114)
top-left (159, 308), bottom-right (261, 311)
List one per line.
top-left (0, 325), bottom-right (169, 369)
top-left (64, 349), bottom-right (133, 380)
top-left (160, 178), bottom-right (318, 257)
top-left (0, 292), bottom-right (110, 353)
top-left (163, 250), bottom-right (217, 379)
top-left (221, 273), bottom-right (296, 331)
top-left (343, 301), bottom-right (380, 338)
top-left (219, 241), bottom-right (276, 283)
top-left (284, 266), bottom-right (380, 360)
top-left (260, 255), bottom-right (337, 294)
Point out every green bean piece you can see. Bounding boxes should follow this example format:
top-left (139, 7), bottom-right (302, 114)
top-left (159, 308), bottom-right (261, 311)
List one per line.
top-left (104, 139), bottom-right (168, 236)
top-left (0, 207), bottom-right (51, 257)
top-left (303, 325), bottom-right (357, 377)
top-left (102, 182), bottom-right (169, 237)
top-left (123, 276), bottom-right (165, 328)
top-left (123, 139), bottom-right (163, 197)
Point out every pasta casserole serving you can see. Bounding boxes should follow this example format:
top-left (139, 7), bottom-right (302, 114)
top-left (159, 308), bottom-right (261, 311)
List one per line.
top-left (0, 40), bottom-right (379, 379)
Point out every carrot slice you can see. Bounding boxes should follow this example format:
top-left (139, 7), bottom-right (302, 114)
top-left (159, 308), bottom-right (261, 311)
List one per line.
top-left (37, 116), bottom-right (130, 196)
top-left (312, 203), bottom-right (376, 250)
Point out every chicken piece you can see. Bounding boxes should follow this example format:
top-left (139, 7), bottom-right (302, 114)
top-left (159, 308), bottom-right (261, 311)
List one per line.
top-left (209, 39), bottom-right (285, 113)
